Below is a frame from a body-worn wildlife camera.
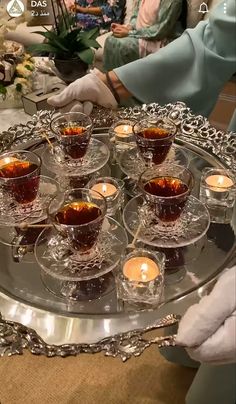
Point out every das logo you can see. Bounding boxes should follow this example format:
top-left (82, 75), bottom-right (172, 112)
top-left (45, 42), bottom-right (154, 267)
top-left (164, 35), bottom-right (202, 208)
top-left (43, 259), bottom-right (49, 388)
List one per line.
top-left (31, 0), bottom-right (47, 6)
top-left (7, 0), bottom-right (24, 17)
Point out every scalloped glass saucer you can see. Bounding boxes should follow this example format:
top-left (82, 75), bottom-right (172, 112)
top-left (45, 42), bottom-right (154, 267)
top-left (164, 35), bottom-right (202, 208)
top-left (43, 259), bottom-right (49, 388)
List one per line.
top-left (0, 176), bottom-right (60, 227)
top-left (123, 195), bottom-right (210, 248)
top-left (35, 217), bottom-right (128, 300)
top-left (118, 144), bottom-right (189, 180)
top-left (41, 138), bottom-right (110, 176)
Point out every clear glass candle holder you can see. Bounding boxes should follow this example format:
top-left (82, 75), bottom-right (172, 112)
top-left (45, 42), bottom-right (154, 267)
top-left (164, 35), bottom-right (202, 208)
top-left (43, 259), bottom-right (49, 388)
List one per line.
top-left (116, 249), bottom-right (165, 309)
top-left (109, 119), bottom-right (136, 160)
top-left (200, 168), bottom-right (236, 223)
top-left (88, 176), bottom-right (124, 217)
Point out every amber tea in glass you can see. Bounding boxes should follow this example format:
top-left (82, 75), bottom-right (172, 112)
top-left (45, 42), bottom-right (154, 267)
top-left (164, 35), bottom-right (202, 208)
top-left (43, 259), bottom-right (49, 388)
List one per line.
top-left (139, 164), bottom-right (194, 223)
top-left (55, 201), bottom-right (102, 251)
top-left (0, 151), bottom-right (41, 204)
top-left (59, 126), bottom-right (88, 159)
top-left (144, 176), bottom-right (189, 221)
top-left (48, 188), bottom-right (106, 254)
top-left (51, 112), bottom-right (93, 160)
top-left (133, 118), bottom-right (177, 165)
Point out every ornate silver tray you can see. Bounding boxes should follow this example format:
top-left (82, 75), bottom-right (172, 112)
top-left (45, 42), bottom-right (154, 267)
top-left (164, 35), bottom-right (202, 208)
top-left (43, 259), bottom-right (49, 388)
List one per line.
top-left (0, 102), bottom-right (235, 359)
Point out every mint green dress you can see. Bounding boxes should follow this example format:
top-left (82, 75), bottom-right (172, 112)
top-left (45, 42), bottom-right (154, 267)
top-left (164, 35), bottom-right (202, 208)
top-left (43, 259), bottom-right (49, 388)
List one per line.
top-left (103, 0), bottom-right (182, 71)
top-left (114, 0), bottom-right (236, 123)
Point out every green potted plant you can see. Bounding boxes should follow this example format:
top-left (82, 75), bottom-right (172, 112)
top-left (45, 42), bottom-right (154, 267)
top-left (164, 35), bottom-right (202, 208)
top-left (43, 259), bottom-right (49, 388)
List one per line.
top-left (28, 10), bottom-right (101, 83)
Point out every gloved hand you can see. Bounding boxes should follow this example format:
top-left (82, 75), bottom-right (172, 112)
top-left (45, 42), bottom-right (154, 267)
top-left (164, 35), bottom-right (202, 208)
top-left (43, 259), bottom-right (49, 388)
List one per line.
top-left (176, 266), bottom-right (236, 365)
top-left (47, 70), bottom-right (118, 113)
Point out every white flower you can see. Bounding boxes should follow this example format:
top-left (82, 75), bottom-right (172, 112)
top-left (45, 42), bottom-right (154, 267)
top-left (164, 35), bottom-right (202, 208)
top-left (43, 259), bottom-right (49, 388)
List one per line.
top-left (14, 77), bottom-right (29, 86)
top-left (16, 63), bottom-right (32, 78)
top-left (22, 60), bottom-right (34, 70)
top-left (14, 77), bottom-right (32, 94)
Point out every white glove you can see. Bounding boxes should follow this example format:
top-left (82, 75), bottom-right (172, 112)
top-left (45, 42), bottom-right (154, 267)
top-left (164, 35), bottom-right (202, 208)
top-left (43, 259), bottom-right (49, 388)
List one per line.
top-left (56, 100), bottom-right (94, 115)
top-left (47, 70), bottom-right (118, 113)
top-left (176, 266), bottom-right (236, 365)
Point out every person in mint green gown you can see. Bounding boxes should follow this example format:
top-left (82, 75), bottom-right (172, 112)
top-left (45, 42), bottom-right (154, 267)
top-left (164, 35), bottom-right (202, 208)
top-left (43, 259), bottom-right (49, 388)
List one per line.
top-left (49, 0), bottom-right (236, 128)
top-left (103, 0), bottom-right (183, 71)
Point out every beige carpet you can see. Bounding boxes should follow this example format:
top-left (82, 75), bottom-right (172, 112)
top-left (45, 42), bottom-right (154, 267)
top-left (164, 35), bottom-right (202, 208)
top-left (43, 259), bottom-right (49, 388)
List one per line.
top-left (0, 346), bottom-right (196, 404)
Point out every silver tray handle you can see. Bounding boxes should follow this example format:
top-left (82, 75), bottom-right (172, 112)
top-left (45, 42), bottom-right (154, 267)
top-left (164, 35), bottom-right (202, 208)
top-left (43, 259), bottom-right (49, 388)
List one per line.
top-left (0, 313), bottom-right (179, 361)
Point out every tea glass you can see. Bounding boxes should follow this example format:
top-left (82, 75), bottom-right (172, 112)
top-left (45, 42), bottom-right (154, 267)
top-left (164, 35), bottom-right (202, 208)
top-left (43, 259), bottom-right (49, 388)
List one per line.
top-left (50, 112), bottom-right (93, 160)
top-left (0, 150), bottom-right (41, 205)
top-left (133, 117), bottom-right (177, 165)
top-left (48, 188), bottom-right (107, 255)
top-left (139, 164), bottom-right (194, 224)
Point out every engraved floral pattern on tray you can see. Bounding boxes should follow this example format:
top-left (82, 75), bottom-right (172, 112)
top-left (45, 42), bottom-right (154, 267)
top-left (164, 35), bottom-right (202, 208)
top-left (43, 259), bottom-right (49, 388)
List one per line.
top-left (0, 102), bottom-right (235, 172)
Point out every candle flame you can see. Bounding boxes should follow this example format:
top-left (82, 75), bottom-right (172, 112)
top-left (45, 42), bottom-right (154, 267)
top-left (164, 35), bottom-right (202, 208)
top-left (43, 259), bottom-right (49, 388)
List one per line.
top-left (217, 176), bottom-right (224, 186)
top-left (140, 263), bottom-right (149, 281)
top-left (102, 184), bottom-right (107, 193)
top-left (140, 263), bottom-right (148, 272)
top-left (4, 157), bottom-right (12, 164)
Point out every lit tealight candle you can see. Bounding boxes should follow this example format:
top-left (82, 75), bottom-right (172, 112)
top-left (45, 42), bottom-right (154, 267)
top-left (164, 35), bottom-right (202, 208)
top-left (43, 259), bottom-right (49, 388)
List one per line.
top-left (91, 182), bottom-right (117, 198)
top-left (206, 175), bottom-right (234, 192)
top-left (114, 124), bottom-right (133, 138)
top-left (0, 156), bottom-right (18, 168)
top-left (123, 257), bottom-right (160, 282)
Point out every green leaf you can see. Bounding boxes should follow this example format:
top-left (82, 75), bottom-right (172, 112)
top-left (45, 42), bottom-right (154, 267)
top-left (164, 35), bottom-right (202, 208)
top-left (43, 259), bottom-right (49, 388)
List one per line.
top-left (63, 29), bottom-right (81, 43)
top-left (81, 38), bottom-right (101, 49)
top-left (32, 30), bottom-right (49, 38)
top-left (77, 48), bottom-right (94, 65)
top-left (16, 83), bottom-right (22, 92)
top-left (0, 84), bottom-right (7, 96)
top-left (24, 64), bottom-right (34, 71)
top-left (80, 27), bottom-right (99, 40)
top-left (33, 31), bottom-right (69, 52)
top-left (27, 43), bottom-right (61, 55)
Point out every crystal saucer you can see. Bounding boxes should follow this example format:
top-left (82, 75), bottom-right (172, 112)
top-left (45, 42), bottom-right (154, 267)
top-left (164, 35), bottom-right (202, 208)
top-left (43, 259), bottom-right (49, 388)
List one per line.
top-left (41, 138), bottom-right (110, 176)
top-left (35, 217), bottom-right (128, 300)
top-left (123, 195), bottom-right (210, 248)
top-left (118, 144), bottom-right (189, 180)
top-left (0, 176), bottom-right (60, 227)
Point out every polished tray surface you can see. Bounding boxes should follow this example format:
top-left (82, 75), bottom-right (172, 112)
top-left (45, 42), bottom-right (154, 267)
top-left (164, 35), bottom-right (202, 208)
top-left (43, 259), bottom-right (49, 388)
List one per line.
top-left (0, 102), bottom-right (235, 353)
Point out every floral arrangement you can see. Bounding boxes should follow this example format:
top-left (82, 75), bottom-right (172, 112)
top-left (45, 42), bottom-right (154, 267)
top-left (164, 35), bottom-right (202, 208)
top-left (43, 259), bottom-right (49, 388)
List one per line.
top-left (0, 53), bottom-right (35, 108)
top-left (0, 7), bottom-right (35, 107)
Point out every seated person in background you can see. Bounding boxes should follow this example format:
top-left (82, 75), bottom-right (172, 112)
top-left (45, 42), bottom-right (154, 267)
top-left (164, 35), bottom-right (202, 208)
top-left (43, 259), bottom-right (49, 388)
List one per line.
top-left (70, 0), bottom-right (125, 31)
top-left (103, 0), bottom-right (182, 71)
